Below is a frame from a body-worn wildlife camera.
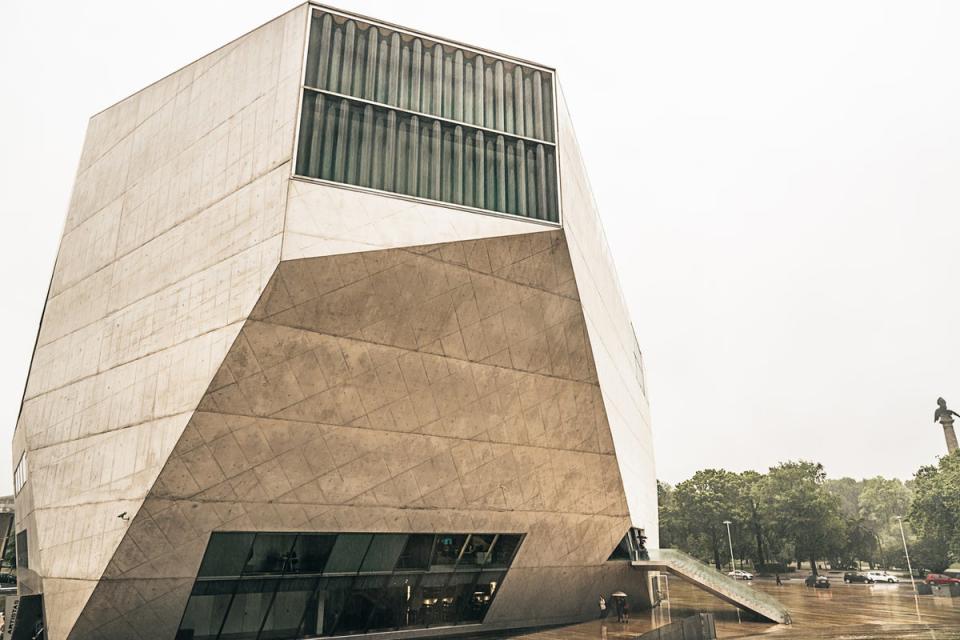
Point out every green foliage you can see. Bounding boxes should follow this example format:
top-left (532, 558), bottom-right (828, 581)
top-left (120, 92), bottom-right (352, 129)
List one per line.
top-left (668, 469), bottom-right (744, 569)
top-left (754, 461), bottom-right (845, 575)
top-left (910, 533), bottom-right (952, 574)
top-left (909, 451), bottom-right (960, 566)
top-left (824, 477), bottom-right (862, 520)
top-left (659, 455), bottom-right (956, 573)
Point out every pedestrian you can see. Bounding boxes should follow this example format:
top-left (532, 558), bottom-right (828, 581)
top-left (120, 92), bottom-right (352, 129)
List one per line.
top-left (615, 597), bottom-right (624, 622)
top-left (622, 600), bottom-right (630, 623)
top-left (775, 573), bottom-right (782, 586)
top-left (598, 594), bottom-right (607, 619)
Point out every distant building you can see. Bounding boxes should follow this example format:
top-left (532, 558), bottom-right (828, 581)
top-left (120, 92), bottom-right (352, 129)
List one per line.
top-left (13, 5), bottom-right (660, 639)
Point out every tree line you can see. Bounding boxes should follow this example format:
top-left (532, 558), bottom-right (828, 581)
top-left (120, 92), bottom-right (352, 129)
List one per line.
top-left (658, 452), bottom-right (960, 576)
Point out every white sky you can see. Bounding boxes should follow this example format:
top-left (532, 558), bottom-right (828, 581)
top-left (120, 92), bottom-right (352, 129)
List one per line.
top-left (1, 1), bottom-right (958, 496)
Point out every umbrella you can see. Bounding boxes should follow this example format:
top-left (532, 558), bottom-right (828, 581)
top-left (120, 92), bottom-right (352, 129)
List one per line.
top-left (611, 591), bottom-right (628, 597)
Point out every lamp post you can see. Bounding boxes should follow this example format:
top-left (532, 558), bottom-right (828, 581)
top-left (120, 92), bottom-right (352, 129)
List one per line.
top-left (895, 516), bottom-right (916, 593)
top-left (723, 520), bottom-right (736, 573)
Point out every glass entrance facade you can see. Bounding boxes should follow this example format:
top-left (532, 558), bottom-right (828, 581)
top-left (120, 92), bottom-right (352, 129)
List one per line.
top-left (294, 8), bottom-right (560, 223)
top-left (176, 531), bottom-right (523, 640)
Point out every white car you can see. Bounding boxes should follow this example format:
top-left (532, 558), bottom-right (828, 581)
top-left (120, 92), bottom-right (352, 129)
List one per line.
top-left (727, 569), bottom-right (753, 580)
top-left (865, 571), bottom-right (899, 583)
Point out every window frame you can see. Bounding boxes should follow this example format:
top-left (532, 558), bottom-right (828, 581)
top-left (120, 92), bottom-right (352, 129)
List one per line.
top-left (291, 3), bottom-right (564, 227)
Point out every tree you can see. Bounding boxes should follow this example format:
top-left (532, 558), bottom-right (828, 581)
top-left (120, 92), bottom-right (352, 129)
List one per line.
top-left (657, 481), bottom-right (681, 549)
top-left (825, 477), bottom-right (863, 520)
top-left (910, 532), bottom-right (952, 574)
top-left (855, 477), bottom-right (912, 568)
top-left (756, 461), bottom-right (844, 576)
top-left (835, 517), bottom-right (877, 570)
top-left (909, 452), bottom-right (960, 566)
top-left (670, 470), bottom-right (743, 569)
top-left (738, 471), bottom-right (768, 566)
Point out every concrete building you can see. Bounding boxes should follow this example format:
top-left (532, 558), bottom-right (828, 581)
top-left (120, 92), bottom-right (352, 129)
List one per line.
top-left (11, 4), bottom-right (668, 638)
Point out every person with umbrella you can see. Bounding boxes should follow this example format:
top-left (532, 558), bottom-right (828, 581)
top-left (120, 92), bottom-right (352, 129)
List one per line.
top-left (610, 591), bottom-right (628, 622)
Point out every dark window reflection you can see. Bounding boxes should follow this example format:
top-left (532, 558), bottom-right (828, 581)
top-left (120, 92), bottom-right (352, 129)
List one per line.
top-left (198, 533), bottom-right (255, 578)
top-left (325, 534), bottom-right (373, 574)
top-left (221, 578), bottom-right (280, 637)
top-left (179, 580), bottom-right (237, 640)
top-left (178, 531), bottom-right (522, 639)
top-left (431, 534), bottom-right (467, 566)
top-left (490, 534), bottom-right (522, 567)
top-left (358, 534), bottom-right (406, 573)
top-left (245, 534), bottom-right (296, 574)
top-left (465, 571), bottom-right (505, 622)
top-left (413, 571), bottom-right (449, 627)
top-left (395, 535), bottom-right (433, 571)
top-left (259, 578), bottom-right (317, 640)
top-left (293, 534), bottom-right (336, 573)
top-left (460, 534), bottom-right (495, 568)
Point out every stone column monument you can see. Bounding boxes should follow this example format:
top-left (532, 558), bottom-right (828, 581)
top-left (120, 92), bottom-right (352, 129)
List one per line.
top-left (934, 397), bottom-right (959, 454)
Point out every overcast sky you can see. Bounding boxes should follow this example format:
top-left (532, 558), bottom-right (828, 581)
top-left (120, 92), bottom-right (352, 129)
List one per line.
top-left (1, 1), bottom-right (958, 496)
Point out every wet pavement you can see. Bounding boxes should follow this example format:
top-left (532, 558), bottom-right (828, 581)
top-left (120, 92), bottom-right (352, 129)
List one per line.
top-left (504, 576), bottom-right (960, 639)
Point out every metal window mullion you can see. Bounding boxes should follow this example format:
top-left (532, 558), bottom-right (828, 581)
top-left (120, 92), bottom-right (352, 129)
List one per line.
top-left (253, 536), bottom-right (299, 640)
top-left (328, 535), bottom-right (377, 636)
top-left (214, 577), bottom-right (243, 639)
top-left (293, 576), bottom-right (324, 638)
top-left (310, 6), bottom-right (555, 76)
top-left (302, 87), bottom-right (556, 148)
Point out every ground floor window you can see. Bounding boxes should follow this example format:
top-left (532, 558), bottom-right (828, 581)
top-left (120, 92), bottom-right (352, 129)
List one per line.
top-left (176, 532), bottom-right (522, 639)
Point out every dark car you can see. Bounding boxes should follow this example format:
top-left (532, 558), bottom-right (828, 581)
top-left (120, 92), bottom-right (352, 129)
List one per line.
top-left (926, 573), bottom-right (960, 586)
top-left (0, 573), bottom-right (16, 585)
top-left (843, 572), bottom-right (870, 583)
top-left (805, 574), bottom-right (830, 588)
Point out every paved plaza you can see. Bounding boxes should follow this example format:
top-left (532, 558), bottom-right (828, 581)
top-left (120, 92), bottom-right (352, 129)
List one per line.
top-left (507, 577), bottom-right (960, 639)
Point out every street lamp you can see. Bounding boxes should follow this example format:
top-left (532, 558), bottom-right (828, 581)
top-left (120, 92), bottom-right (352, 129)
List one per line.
top-left (895, 516), bottom-right (917, 593)
top-left (723, 520), bottom-right (736, 573)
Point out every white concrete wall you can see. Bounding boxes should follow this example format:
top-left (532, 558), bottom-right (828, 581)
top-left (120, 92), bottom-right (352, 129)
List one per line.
top-left (555, 87), bottom-right (659, 546)
top-left (282, 178), bottom-right (555, 261)
top-left (13, 7), bottom-right (308, 638)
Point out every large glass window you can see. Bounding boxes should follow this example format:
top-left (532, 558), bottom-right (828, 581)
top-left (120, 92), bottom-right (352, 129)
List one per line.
top-left (292, 534), bottom-right (336, 574)
top-left (324, 534), bottom-right (373, 575)
top-left (395, 534), bottom-right (433, 571)
top-left (358, 534), bottom-right (406, 573)
top-left (459, 534), bottom-right (495, 568)
top-left (179, 580), bottom-right (237, 640)
top-left (245, 534), bottom-right (297, 575)
top-left (260, 578), bottom-right (317, 640)
top-left (431, 534), bottom-right (467, 566)
top-left (13, 453), bottom-right (27, 495)
top-left (199, 533), bottom-right (256, 578)
top-left (177, 531), bottom-right (523, 639)
top-left (221, 578), bottom-right (280, 637)
top-left (15, 530), bottom-right (27, 570)
top-left (295, 8), bottom-right (559, 223)
top-left (489, 534), bottom-right (522, 568)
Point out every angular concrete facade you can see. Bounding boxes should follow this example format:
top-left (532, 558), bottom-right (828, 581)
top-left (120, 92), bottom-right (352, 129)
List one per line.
top-left (12, 5), bottom-right (657, 639)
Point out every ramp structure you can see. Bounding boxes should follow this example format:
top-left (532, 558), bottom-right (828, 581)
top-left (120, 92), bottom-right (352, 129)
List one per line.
top-left (634, 549), bottom-right (792, 624)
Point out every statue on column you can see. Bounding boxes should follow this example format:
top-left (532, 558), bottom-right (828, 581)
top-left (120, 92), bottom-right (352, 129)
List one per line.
top-left (934, 397), bottom-right (959, 454)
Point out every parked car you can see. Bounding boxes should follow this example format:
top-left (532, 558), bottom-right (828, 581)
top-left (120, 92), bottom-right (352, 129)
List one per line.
top-left (727, 569), bottom-right (753, 580)
top-left (843, 572), bottom-right (870, 583)
top-left (865, 571), bottom-right (899, 583)
top-left (805, 574), bottom-right (830, 588)
top-left (925, 573), bottom-right (960, 586)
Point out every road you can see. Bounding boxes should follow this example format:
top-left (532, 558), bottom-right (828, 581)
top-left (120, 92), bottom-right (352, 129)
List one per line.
top-left (502, 575), bottom-right (960, 639)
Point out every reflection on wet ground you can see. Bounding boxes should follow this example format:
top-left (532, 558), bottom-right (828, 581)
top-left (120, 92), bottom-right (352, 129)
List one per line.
top-left (505, 577), bottom-right (960, 639)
